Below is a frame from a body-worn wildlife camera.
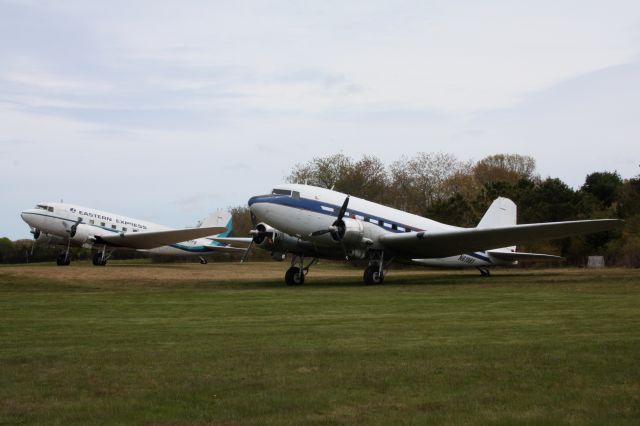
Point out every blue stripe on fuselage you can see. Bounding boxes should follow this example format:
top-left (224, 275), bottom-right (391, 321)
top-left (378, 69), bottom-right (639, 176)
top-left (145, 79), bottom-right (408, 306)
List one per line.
top-left (248, 194), bottom-right (422, 234)
top-left (467, 252), bottom-right (492, 263)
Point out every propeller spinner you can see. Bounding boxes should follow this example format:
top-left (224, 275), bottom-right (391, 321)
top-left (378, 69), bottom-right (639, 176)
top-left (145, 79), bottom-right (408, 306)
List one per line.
top-left (309, 196), bottom-right (350, 240)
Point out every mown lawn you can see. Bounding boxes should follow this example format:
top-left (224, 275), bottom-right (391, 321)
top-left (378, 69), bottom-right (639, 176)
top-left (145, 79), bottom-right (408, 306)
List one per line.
top-left (1, 264), bottom-right (639, 424)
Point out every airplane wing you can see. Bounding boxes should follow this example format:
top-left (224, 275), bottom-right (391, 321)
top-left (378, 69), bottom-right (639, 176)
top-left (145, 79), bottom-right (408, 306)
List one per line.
top-left (379, 219), bottom-right (622, 259)
top-left (487, 251), bottom-right (564, 262)
top-left (94, 226), bottom-right (227, 250)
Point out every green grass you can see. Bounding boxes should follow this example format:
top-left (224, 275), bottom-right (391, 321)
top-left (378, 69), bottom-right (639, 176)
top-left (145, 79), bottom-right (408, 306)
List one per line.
top-left (1, 266), bottom-right (639, 425)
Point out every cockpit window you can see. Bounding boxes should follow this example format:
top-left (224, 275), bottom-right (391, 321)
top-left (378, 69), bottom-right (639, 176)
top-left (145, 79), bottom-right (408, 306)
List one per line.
top-left (36, 204), bottom-right (48, 210)
top-left (272, 189), bottom-right (292, 196)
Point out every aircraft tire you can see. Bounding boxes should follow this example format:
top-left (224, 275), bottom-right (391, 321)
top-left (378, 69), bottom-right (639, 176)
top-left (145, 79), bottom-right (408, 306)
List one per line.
top-left (285, 267), bottom-right (304, 286)
top-left (92, 253), bottom-right (108, 266)
top-left (363, 263), bottom-right (384, 285)
top-left (57, 253), bottom-right (70, 266)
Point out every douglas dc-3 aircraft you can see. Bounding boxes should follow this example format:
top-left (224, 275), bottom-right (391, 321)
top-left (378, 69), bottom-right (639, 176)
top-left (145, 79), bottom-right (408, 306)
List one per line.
top-left (215, 184), bottom-right (622, 285)
top-left (20, 203), bottom-right (245, 266)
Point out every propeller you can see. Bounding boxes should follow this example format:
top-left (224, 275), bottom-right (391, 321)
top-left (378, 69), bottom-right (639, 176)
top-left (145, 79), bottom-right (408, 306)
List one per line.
top-left (64, 218), bottom-right (83, 238)
top-left (241, 224), bottom-right (274, 264)
top-left (309, 196), bottom-right (350, 239)
top-left (309, 196), bottom-right (351, 260)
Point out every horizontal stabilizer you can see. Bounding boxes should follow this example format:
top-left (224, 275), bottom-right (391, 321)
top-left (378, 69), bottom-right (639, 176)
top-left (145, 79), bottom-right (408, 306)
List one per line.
top-left (379, 219), bottom-right (623, 259)
top-left (487, 250), bottom-right (564, 262)
top-left (202, 245), bottom-right (248, 253)
top-left (95, 226), bottom-right (227, 249)
top-left (208, 236), bottom-right (253, 247)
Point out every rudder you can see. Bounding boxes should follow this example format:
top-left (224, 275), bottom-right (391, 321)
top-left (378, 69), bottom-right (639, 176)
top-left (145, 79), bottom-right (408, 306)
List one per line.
top-left (477, 197), bottom-right (517, 228)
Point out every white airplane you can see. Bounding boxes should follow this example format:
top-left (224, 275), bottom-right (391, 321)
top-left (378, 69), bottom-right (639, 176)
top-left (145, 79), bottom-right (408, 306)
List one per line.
top-left (20, 202), bottom-right (246, 266)
top-left (215, 184), bottom-right (622, 285)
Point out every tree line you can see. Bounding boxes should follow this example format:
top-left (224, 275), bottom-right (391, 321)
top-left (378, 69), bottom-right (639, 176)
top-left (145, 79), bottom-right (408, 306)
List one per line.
top-left (2, 152), bottom-right (638, 266)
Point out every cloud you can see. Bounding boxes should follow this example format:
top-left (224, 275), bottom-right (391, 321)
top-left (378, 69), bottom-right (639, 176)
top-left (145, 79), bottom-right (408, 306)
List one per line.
top-left (2, 0), bottom-right (640, 238)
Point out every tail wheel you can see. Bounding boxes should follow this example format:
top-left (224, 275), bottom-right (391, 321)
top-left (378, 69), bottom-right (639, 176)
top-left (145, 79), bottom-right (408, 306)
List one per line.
top-left (285, 267), bottom-right (305, 286)
top-left (363, 263), bottom-right (384, 285)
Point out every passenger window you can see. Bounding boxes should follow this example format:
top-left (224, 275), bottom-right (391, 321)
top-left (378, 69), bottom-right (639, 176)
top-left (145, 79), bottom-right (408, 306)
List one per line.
top-left (101, 222), bottom-right (106, 227)
top-left (133, 229), bottom-right (138, 233)
top-left (378, 220), bottom-right (384, 226)
top-left (48, 207), bottom-right (54, 212)
top-left (292, 191), bottom-right (300, 199)
top-left (122, 227), bottom-right (127, 232)
top-left (111, 224), bottom-right (116, 229)
top-left (90, 220), bottom-right (95, 225)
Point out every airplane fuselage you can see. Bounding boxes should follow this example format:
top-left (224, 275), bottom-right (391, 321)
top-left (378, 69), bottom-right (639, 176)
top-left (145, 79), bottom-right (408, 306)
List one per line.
top-left (248, 184), bottom-right (513, 268)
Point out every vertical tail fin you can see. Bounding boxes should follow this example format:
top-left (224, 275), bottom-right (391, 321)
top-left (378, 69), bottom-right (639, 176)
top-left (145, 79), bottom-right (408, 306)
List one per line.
top-left (477, 197), bottom-right (517, 228)
top-left (477, 197), bottom-right (517, 252)
top-left (199, 208), bottom-right (233, 237)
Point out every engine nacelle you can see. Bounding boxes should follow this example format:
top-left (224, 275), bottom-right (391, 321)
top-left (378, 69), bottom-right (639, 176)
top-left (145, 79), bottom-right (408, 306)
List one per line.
top-left (253, 222), bottom-right (317, 257)
top-left (69, 223), bottom-right (96, 245)
top-left (331, 218), bottom-right (365, 246)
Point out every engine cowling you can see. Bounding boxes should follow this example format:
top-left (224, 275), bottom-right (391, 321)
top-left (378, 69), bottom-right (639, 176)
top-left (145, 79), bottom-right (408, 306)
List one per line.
top-left (69, 223), bottom-right (96, 245)
top-left (331, 218), bottom-right (365, 246)
top-left (253, 222), bottom-right (317, 257)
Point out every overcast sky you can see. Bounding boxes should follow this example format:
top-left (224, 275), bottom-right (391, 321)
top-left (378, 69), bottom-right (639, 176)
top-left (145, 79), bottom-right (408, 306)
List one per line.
top-left (1, 0), bottom-right (639, 239)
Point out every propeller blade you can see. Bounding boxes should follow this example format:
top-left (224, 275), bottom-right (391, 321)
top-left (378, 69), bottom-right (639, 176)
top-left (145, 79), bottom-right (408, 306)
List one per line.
top-left (68, 218), bottom-right (82, 238)
top-left (310, 229), bottom-right (331, 237)
top-left (241, 240), bottom-right (254, 263)
top-left (337, 196), bottom-right (350, 221)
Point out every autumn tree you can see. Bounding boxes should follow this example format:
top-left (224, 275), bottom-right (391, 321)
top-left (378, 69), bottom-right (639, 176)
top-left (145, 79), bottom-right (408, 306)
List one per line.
top-left (473, 154), bottom-right (538, 186)
top-left (389, 152), bottom-right (469, 216)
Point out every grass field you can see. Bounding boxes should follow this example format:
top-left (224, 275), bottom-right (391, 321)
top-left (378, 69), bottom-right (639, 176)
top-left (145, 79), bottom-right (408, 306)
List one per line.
top-left (1, 263), bottom-right (639, 425)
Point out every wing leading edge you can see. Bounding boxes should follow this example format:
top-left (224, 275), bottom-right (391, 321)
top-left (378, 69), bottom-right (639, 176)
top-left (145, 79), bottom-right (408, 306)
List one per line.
top-left (380, 219), bottom-right (622, 259)
top-left (95, 226), bottom-right (227, 250)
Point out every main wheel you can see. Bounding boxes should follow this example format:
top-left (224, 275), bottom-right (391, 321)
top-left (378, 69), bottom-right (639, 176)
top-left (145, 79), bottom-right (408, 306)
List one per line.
top-left (57, 252), bottom-right (71, 266)
top-left (92, 252), bottom-right (105, 266)
top-left (285, 267), bottom-right (305, 286)
top-left (363, 263), bottom-right (384, 285)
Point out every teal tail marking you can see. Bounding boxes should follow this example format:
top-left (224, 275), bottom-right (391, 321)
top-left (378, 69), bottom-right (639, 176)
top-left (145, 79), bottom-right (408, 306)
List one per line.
top-left (208, 216), bottom-right (233, 247)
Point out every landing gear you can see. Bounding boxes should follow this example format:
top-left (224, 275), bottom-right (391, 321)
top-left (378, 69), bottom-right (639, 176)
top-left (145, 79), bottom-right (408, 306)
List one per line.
top-left (56, 252), bottom-right (71, 266)
top-left (284, 255), bottom-right (317, 286)
top-left (92, 245), bottom-right (111, 266)
top-left (57, 238), bottom-right (72, 266)
top-left (363, 262), bottom-right (384, 285)
top-left (285, 267), bottom-right (305, 285)
top-left (478, 267), bottom-right (491, 277)
top-left (199, 256), bottom-right (208, 265)
top-left (363, 251), bottom-right (390, 285)
top-left (92, 252), bottom-right (107, 266)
